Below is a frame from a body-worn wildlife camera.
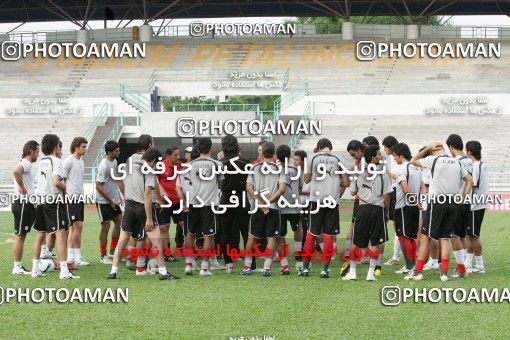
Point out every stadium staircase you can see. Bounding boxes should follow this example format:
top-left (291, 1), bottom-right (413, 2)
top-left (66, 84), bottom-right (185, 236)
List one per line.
top-left (83, 116), bottom-right (118, 167)
top-left (54, 59), bottom-right (93, 97)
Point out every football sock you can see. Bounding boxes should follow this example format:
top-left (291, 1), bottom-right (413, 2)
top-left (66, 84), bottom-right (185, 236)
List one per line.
top-left (393, 236), bottom-right (401, 260)
top-left (32, 259), bottom-right (40, 273)
top-left (475, 256), bottom-right (484, 269)
top-left (303, 233), bottom-right (316, 265)
top-left (294, 241), bottom-right (302, 261)
top-left (441, 258), bottom-right (450, 273)
top-left (263, 257), bottom-right (273, 270)
top-left (415, 259), bottom-right (425, 272)
top-left (100, 244), bottom-right (107, 256)
top-left (110, 237), bottom-right (119, 254)
top-left (60, 261), bottom-right (69, 274)
top-left (344, 239), bottom-right (352, 257)
top-left (466, 252), bottom-right (474, 267)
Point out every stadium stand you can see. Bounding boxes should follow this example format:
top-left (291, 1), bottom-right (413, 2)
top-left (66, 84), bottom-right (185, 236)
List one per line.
top-left (0, 28), bottom-right (509, 191)
top-left (0, 117), bottom-right (93, 181)
top-left (2, 36), bottom-right (510, 98)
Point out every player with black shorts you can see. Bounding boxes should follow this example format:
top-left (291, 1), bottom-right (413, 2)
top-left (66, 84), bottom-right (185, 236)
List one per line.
top-left (96, 140), bottom-right (124, 264)
top-left (392, 143), bottom-right (422, 275)
top-left (157, 146), bottom-right (184, 262)
top-left (292, 150), bottom-right (309, 273)
top-left (447, 134), bottom-right (473, 278)
top-left (11, 140), bottom-right (39, 275)
top-left (276, 145), bottom-right (303, 275)
top-left (241, 142), bottom-right (286, 277)
top-left (32, 134), bottom-right (78, 279)
top-left (344, 145), bottom-right (392, 282)
top-left (302, 138), bottom-right (349, 278)
top-left (465, 141), bottom-right (488, 274)
top-left (63, 137), bottom-right (88, 266)
top-left (407, 142), bottom-right (473, 282)
top-left (382, 136), bottom-right (403, 268)
top-left (176, 147), bottom-right (199, 270)
top-left (182, 138), bottom-right (224, 277)
top-left (107, 143), bottom-right (179, 280)
top-left (341, 140), bottom-right (365, 276)
top-left (219, 135), bottom-right (251, 274)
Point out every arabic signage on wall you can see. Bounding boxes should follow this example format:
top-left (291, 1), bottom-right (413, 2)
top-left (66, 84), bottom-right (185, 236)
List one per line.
top-left (6, 97), bottom-right (83, 116)
top-left (424, 96), bottom-right (501, 116)
top-left (212, 70), bottom-right (287, 90)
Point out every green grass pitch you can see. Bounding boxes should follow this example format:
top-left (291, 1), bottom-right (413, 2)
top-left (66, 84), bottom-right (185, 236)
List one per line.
top-left (0, 203), bottom-right (508, 339)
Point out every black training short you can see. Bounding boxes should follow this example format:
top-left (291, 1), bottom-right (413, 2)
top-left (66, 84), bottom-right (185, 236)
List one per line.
top-left (66, 202), bottom-right (84, 224)
top-left (421, 209), bottom-right (430, 231)
top-left (248, 208), bottom-right (280, 239)
top-left (279, 213), bottom-right (300, 237)
top-left (187, 206), bottom-right (217, 237)
top-left (308, 202), bottom-right (340, 236)
top-left (389, 188), bottom-right (396, 221)
top-left (421, 202), bottom-right (457, 240)
top-left (152, 203), bottom-right (164, 227)
top-left (395, 205), bottom-right (420, 239)
top-left (160, 205), bottom-right (184, 225)
top-left (33, 203), bottom-right (69, 234)
top-left (455, 203), bottom-right (471, 239)
top-left (351, 198), bottom-right (359, 224)
top-left (12, 200), bottom-right (35, 235)
top-left (122, 200), bottom-right (159, 240)
top-left (467, 208), bottom-right (485, 238)
top-left (352, 204), bottom-right (388, 248)
top-left (96, 203), bottom-right (122, 223)
top-left (300, 202), bottom-right (311, 235)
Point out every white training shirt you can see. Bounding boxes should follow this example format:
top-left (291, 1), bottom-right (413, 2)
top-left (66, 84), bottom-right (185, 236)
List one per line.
top-left (14, 158), bottom-right (35, 195)
top-left (35, 155), bottom-right (64, 197)
top-left (63, 155), bottom-right (85, 197)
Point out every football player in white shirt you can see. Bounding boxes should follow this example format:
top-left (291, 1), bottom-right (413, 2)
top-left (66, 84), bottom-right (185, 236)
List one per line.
top-left (40, 140), bottom-right (64, 262)
top-left (446, 134), bottom-right (472, 278)
top-left (32, 134), bottom-right (79, 279)
top-left (391, 143), bottom-right (422, 275)
top-left (408, 142), bottom-right (473, 282)
top-left (465, 141), bottom-right (488, 274)
top-left (95, 140), bottom-right (124, 264)
top-left (11, 140), bottom-right (39, 275)
top-left (382, 136), bottom-right (402, 269)
top-left (63, 137), bottom-right (88, 266)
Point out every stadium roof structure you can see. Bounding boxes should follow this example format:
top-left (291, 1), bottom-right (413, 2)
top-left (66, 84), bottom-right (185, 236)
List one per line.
top-left (1, 1), bottom-right (510, 26)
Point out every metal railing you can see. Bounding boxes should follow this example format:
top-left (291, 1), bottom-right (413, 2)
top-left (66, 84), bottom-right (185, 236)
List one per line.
top-left (273, 80), bottom-right (309, 122)
top-left (282, 68), bottom-right (290, 89)
top-left (254, 110), bottom-right (275, 142)
top-left (5, 24), bottom-right (510, 43)
top-left (83, 102), bottom-right (109, 142)
top-left (0, 81), bottom-right (153, 98)
top-left (281, 81), bottom-right (309, 112)
top-left (91, 114), bottom-right (124, 170)
top-left (2, 30), bottom-right (77, 43)
top-left (273, 97), bottom-right (281, 123)
top-left (288, 101), bottom-right (312, 151)
top-left (120, 83), bottom-right (152, 112)
top-left (153, 23), bottom-right (341, 38)
top-left (118, 69), bottom-right (156, 112)
top-left (307, 79), bottom-right (510, 95)
top-left (169, 103), bottom-right (259, 113)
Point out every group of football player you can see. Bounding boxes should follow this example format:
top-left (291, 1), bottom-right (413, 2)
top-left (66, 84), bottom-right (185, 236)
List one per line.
top-left (10, 132), bottom-right (488, 281)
